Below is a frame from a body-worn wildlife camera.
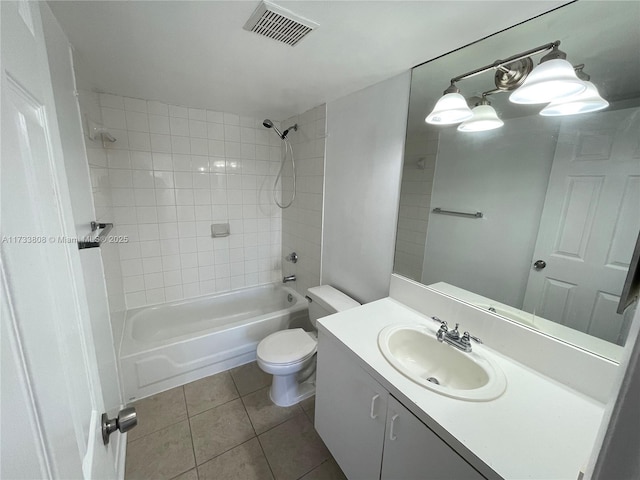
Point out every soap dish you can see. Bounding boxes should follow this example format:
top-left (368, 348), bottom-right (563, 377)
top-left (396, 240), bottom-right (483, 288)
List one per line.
top-left (211, 223), bottom-right (230, 238)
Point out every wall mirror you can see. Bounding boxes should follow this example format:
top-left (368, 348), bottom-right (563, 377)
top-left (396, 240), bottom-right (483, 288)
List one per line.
top-left (395, 1), bottom-right (640, 362)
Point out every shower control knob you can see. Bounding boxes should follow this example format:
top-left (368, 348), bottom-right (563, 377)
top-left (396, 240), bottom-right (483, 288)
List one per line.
top-left (101, 407), bottom-right (137, 445)
top-left (533, 260), bottom-right (547, 271)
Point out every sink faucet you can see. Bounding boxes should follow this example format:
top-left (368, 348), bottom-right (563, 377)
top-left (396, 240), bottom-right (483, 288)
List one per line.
top-left (283, 274), bottom-right (296, 283)
top-left (432, 317), bottom-right (482, 353)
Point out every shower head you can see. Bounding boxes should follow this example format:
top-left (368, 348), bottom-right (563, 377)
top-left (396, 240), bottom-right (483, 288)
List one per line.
top-left (263, 118), bottom-right (284, 139)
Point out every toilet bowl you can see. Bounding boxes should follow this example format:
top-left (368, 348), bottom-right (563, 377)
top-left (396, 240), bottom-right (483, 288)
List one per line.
top-left (256, 285), bottom-right (360, 407)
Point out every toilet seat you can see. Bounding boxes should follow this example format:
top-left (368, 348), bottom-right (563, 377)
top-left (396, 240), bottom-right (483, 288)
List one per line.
top-left (257, 328), bottom-right (317, 366)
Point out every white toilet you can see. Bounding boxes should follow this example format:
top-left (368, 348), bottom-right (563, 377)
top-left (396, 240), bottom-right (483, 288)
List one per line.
top-left (256, 285), bottom-right (360, 407)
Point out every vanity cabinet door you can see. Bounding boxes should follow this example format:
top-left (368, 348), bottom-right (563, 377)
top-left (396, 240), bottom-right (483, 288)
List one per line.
top-left (381, 396), bottom-right (485, 480)
top-left (316, 331), bottom-right (389, 480)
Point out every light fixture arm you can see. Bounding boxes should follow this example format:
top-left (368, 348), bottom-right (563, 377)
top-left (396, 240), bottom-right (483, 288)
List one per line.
top-left (450, 40), bottom-right (561, 84)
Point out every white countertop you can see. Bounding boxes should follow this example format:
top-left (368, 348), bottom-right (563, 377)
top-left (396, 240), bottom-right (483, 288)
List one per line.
top-left (318, 297), bottom-right (605, 480)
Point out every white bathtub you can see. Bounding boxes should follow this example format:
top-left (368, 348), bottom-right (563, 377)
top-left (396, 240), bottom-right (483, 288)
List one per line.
top-left (119, 284), bottom-right (308, 401)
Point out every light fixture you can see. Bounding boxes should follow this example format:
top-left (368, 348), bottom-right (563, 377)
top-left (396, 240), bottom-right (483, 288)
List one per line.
top-left (539, 66), bottom-right (609, 116)
top-left (458, 98), bottom-right (504, 132)
top-left (425, 83), bottom-right (473, 125)
top-left (425, 41), bottom-right (608, 133)
top-left (509, 45), bottom-right (586, 104)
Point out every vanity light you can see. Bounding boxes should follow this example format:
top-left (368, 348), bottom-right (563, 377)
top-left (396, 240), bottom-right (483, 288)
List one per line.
top-left (509, 45), bottom-right (586, 104)
top-left (539, 66), bottom-right (609, 116)
top-left (457, 98), bottom-right (504, 132)
top-left (426, 42), bottom-right (607, 132)
top-left (425, 84), bottom-right (473, 125)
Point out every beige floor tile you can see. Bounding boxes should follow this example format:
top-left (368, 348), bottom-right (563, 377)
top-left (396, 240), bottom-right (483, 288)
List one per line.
top-left (258, 413), bottom-right (330, 480)
top-left (190, 398), bottom-right (255, 465)
top-left (125, 420), bottom-right (194, 480)
top-left (242, 386), bottom-right (303, 434)
top-left (300, 396), bottom-right (315, 423)
top-left (171, 468), bottom-right (198, 480)
top-left (299, 458), bottom-right (346, 480)
top-left (197, 438), bottom-right (274, 480)
top-left (230, 361), bottom-right (271, 396)
top-left (128, 387), bottom-right (187, 442)
top-left (184, 371), bottom-right (239, 416)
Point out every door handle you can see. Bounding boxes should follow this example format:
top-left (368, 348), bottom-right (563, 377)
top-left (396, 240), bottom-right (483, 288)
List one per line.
top-left (533, 260), bottom-right (547, 270)
top-left (102, 407), bottom-right (137, 445)
top-left (370, 394), bottom-right (380, 419)
top-left (389, 414), bottom-right (399, 441)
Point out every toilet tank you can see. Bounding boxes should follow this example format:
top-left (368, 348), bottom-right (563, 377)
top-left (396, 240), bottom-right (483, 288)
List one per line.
top-left (306, 285), bottom-right (360, 327)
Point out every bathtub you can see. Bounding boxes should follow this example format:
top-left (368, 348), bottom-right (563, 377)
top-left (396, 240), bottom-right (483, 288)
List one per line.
top-left (119, 284), bottom-right (308, 402)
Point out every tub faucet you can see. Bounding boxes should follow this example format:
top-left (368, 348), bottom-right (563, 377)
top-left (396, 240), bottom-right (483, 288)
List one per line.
top-left (283, 274), bottom-right (296, 283)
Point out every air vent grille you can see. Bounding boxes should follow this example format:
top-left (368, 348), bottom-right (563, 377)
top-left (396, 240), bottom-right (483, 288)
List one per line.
top-left (244, 1), bottom-right (318, 47)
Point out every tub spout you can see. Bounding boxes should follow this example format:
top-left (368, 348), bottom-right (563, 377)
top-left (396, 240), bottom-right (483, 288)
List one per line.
top-left (283, 275), bottom-right (296, 283)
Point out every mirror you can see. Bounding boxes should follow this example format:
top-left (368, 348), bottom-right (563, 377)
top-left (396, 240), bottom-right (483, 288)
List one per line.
top-left (395, 1), bottom-right (640, 362)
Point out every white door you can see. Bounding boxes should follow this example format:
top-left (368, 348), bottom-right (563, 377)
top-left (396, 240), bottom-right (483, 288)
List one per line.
top-left (523, 107), bottom-right (640, 344)
top-left (1, 2), bottom-right (117, 478)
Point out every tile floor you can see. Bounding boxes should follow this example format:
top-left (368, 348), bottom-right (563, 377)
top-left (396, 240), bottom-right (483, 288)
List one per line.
top-left (125, 362), bottom-right (346, 480)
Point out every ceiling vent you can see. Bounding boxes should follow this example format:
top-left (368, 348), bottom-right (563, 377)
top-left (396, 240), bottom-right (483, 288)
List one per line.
top-left (243, 1), bottom-right (319, 47)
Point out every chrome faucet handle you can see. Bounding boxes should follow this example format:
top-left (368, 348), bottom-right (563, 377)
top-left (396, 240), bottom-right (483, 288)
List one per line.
top-left (462, 331), bottom-right (483, 344)
top-left (431, 316), bottom-right (448, 328)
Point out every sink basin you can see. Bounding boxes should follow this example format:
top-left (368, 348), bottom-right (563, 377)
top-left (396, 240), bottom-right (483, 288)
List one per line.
top-left (378, 324), bottom-right (506, 401)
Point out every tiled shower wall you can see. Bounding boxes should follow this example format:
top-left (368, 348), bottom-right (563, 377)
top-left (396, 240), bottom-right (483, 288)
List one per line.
top-left (393, 128), bottom-right (438, 282)
top-left (81, 92), bottom-right (284, 311)
top-left (281, 105), bottom-right (326, 296)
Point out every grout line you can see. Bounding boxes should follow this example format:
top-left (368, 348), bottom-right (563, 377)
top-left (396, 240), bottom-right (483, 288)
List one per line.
top-left (256, 434), bottom-right (277, 480)
top-left (183, 386), bottom-right (199, 476)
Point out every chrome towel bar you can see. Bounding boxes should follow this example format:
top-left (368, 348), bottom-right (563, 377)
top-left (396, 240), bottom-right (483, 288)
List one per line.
top-left (432, 208), bottom-right (483, 218)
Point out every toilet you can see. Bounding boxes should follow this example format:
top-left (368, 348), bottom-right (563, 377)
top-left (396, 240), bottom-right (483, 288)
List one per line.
top-left (256, 285), bottom-right (360, 407)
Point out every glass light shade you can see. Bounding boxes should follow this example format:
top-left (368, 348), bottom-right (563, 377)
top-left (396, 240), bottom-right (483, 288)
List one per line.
top-left (457, 105), bottom-right (504, 132)
top-left (539, 81), bottom-right (609, 116)
top-left (509, 59), bottom-right (587, 104)
top-left (426, 93), bottom-right (473, 124)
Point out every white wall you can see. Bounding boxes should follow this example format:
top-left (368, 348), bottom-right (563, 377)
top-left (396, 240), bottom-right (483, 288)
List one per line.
top-left (422, 115), bottom-right (557, 308)
top-left (281, 105), bottom-right (327, 296)
top-left (322, 72), bottom-right (411, 303)
top-left (80, 93), bottom-right (284, 310)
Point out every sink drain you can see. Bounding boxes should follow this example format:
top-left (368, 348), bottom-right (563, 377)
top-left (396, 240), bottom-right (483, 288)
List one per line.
top-left (426, 377), bottom-right (440, 385)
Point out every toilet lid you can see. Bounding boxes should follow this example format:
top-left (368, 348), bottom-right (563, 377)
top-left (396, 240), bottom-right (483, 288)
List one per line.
top-left (257, 328), bottom-right (317, 365)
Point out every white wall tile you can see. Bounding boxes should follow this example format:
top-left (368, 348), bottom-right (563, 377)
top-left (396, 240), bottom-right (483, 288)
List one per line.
top-left (102, 107), bottom-right (126, 129)
top-left (85, 92), bottom-right (286, 309)
top-left (150, 134), bottom-right (172, 153)
top-left (149, 114), bottom-right (170, 134)
top-left (171, 136), bottom-right (190, 154)
top-left (189, 120), bottom-right (207, 138)
top-left (147, 100), bottom-right (169, 116)
top-left (188, 108), bottom-right (207, 121)
top-left (100, 93), bottom-right (125, 109)
top-left (124, 97), bottom-right (147, 113)
top-left (207, 123), bottom-right (224, 140)
top-left (207, 110), bottom-right (224, 123)
top-left (169, 105), bottom-right (189, 118)
top-left (170, 117), bottom-right (190, 136)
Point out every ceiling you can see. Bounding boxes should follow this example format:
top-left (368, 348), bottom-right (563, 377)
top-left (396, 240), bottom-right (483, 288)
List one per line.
top-left (49, 0), bottom-right (569, 121)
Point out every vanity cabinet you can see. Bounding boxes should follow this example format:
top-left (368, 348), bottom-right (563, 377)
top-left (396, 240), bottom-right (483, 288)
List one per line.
top-left (316, 331), bottom-right (485, 480)
top-left (315, 330), bottom-right (389, 479)
top-left (381, 396), bottom-right (483, 480)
